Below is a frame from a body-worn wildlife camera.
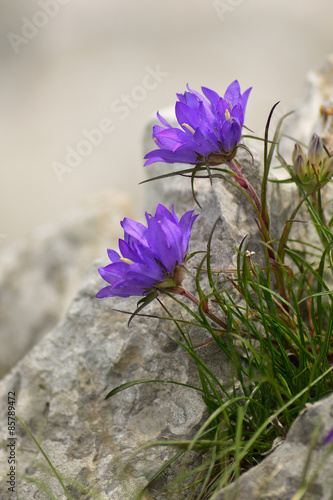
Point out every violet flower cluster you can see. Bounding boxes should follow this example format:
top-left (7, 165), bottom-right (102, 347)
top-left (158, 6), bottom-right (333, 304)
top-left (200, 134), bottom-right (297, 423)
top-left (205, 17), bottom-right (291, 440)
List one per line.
top-left (96, 204), bottom-right (198, 298)
top-left (144, 80), bottom-right (251, 167)
top-left (97, 81), bottom-right (250, 300)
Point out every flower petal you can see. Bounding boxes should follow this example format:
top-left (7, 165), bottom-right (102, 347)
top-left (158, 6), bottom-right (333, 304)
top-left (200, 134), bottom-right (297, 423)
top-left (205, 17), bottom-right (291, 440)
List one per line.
top-left (224, 80), bottom-right (241, 105)
top-left (220, 119), bottom-right (242, 152)
top-left (175, 102), bottom-right (201, 132)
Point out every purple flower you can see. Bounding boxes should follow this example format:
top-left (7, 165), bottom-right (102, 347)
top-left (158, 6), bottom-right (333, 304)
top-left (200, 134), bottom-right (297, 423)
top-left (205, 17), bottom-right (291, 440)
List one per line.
top-left (144, 80), bottom-right (251, 167)
top-left (96, 204), bottom-right (198, 299)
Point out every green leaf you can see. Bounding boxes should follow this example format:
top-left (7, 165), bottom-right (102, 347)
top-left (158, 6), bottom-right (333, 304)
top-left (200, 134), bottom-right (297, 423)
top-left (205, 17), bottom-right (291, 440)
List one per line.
top-left (16, 416), bottom-right (74, 500)
top-left (105, 379), bottom-right (204, 400)
top-left (127, 291), bottom-right (158, 326)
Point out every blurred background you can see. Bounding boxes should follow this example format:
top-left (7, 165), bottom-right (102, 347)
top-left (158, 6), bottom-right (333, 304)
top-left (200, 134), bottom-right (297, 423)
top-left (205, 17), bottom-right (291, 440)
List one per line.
top-left (1, 0), bottom-right (333, 246)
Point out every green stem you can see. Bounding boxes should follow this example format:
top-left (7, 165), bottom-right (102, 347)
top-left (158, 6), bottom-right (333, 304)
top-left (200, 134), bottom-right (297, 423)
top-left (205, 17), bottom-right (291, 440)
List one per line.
top-left (173, 287), bottom-right (227, 330)
top-left (310, 190), bottom-right (331, 250)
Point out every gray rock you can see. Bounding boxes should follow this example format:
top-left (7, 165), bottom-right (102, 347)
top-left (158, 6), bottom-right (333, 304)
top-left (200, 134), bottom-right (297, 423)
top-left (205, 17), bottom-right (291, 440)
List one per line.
top-left (0, 259), bottom-right (232, 499)
top-left (215, 394), bottom-right (333, 500)
top-left (0, 188), bottom-right (132, 378)
top-left (281, 54), bottom-right (333, 154)
top-left (0, 120), bottom-right (278, 498)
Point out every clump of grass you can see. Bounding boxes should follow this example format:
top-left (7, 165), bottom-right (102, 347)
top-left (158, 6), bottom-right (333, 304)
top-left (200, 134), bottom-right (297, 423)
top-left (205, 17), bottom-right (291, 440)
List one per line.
top-left (108, 107), bottom-right (333, 498)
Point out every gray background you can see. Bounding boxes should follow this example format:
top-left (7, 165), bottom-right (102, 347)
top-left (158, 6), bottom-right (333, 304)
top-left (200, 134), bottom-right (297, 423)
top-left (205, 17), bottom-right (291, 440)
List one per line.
top-left (1, 0), bottom-right (333, 245)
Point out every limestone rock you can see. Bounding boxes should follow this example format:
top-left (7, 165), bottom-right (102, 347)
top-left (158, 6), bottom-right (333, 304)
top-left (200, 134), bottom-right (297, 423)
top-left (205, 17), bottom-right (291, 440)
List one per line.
top-left (0, 188), bottom-right (131, 378)
top-left (282, 54), bottom-right (333, 153)
top-left (0, 258), bottom-right (232, 499)
top-left (215, 394), bottom-right (333, 500)
top-left (0, 130), bottom-right (280, 498)
top-left (280, 54), bottom-right (333, 227)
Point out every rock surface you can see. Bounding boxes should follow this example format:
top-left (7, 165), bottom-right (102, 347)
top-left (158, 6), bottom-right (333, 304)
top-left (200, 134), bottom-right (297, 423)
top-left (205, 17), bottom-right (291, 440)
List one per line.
top-left (282, 54), bottom-right (333, 153)
top-left (0, 123), bottom-right (280, 498)
top-left (0, 262), bottom-right (222, 499)
top-left (0, 155), bottom-right (258, 499)
top-left (215, 394), bottom-right (333, 500)
top-left (0, 188), bottom-right (131, 378)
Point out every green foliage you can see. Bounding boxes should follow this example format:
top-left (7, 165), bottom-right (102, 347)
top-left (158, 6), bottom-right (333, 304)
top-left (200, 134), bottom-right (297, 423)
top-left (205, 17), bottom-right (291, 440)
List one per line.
top-left (107, 107), bottom-right (333, 498)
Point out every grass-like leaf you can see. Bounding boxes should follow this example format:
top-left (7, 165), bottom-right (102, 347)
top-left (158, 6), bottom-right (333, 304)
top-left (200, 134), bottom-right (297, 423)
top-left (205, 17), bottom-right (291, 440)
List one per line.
top-left (16, 416), bottom-right (74, 500)
top-left (105, 379), bottom-right (204, 400)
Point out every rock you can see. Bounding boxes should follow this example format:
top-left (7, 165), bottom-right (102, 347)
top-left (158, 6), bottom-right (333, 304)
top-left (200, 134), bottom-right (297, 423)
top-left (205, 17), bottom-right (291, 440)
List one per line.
top-left (215, 394), bottom-right (333, 500)
top-left (0, 118), bottom-right (280, 498)
top-left (282, 54), bottom-right (333, 153)
top-left (0, 259), bottom-right (233, 499)
top-left (0, 188), bottom-right (131, 378)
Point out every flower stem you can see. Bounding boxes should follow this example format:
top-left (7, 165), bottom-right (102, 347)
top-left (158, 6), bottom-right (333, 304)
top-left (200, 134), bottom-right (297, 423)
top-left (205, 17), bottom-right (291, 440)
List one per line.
top-left (227, 159), bottom-right (273, 256)
top-left (173, 287), bottom-right (227, 330)
top-left (228, 159), bottom-right (262, 216)
top-left (227, 159), bottom-right (288, 305)
top-left (310, 191), bottom-right (331, 249)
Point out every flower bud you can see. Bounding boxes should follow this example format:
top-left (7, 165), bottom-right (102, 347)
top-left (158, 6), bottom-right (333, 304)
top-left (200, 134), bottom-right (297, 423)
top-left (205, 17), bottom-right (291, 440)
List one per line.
top-left (308, 134), bottom-right (325, 165)
top-left (291, 135), bottom-right (333, 190)
top-left (292, 143), bottom-right (304, 164)
top-left (292, 143), bottom-right (306, 179)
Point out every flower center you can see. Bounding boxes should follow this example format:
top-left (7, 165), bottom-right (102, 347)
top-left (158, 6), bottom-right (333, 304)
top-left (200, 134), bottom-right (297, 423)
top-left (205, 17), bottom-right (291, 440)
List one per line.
top-left (225, 109), bottom-right (231, 120)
